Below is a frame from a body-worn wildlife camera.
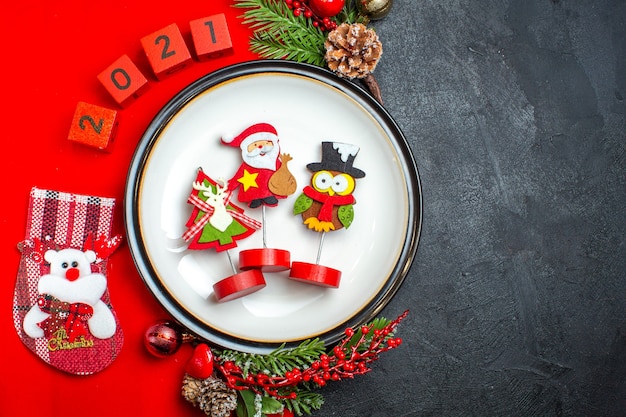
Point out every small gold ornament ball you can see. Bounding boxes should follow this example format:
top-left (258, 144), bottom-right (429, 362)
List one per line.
top-left (357, 0), bottom-right (393, 19)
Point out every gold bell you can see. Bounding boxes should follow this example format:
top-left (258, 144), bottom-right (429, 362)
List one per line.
top-left (357, 0), bottom-right (393, 20)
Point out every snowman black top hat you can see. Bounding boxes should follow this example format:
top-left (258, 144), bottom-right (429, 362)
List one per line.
top-left (307, 141), bottom-right (366, 178)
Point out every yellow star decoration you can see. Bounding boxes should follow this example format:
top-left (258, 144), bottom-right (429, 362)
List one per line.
top-left (237, 169), bottom-right (259, 191)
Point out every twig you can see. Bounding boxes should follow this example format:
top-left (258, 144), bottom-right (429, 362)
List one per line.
top-left (362, 73), bottom-right (383, 104)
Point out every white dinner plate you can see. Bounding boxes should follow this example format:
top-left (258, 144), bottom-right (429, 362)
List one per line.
top-left (125, 60), bottom-right (422, 353)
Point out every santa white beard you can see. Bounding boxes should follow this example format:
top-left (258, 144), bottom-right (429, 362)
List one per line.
top-left (242, 143), bottom-right (280, 170)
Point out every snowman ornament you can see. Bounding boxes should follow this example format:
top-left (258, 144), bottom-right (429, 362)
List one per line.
top-left (23, 247), bottom-right (116, 342)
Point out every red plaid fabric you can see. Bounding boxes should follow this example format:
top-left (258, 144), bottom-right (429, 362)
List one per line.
top-left (12, 187), bottom-right (123, 375)
top-left (183, 193), bottom-right (262, 242)
top-left (37, 294), bottom-right (94, 342)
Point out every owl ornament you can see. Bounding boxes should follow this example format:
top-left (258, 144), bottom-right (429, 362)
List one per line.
top-left (290, 141), bottom-right (366, 287)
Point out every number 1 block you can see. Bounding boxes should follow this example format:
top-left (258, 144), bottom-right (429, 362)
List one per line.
top-left (141, 23), bottom-right (193, 80)
top-left (190, 14), bottom-right (233, 61)
top-left (68, 102), bottom-right (119, 152)
top-left (97, 54), bottom-right (150, 108)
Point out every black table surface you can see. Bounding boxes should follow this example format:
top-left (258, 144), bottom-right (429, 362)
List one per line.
top-left (323, 1), bottom-right (626, 415)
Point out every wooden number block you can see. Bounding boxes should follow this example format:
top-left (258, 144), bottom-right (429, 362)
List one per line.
top-left (68, 102), bottom-right (119, 152)
top-left (190, 14), bottom-right (233, 61)
top-left (141, 23), bottom-right (192, 80)
top-left (97, 54), bottom-right (150, 108)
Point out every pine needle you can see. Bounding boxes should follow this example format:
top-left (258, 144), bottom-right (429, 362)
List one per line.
top-left (250, 32), bottom-right (327, 66)
top-left (233, 0), bottom-right (326, 65)
top-left (217, 338), bottom-right (326, 377)
top-left (284, 390), bottom-right (325, 415)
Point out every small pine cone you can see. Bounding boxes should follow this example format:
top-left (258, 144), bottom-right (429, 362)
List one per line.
top-left (324, 23), bottom-right (383, 79)
top-left (181, 374), bottom-right (204, 406)
top-left (182, 374), bottom-right (238, 417)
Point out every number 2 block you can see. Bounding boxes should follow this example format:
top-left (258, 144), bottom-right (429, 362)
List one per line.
top-left (190, 14), bottom-right (233, 61)
top-left (97, 54), bottom-right (150, 108)
top-left (68, 102), bottom-right (119, 152)
top-left (141, 23), bottom-right (193, 80)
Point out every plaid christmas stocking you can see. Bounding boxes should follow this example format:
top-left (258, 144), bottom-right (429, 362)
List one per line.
top-left (13, 187), bottom-right (124, 375)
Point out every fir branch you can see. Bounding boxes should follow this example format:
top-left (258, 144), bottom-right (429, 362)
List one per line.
top-left (338, 0), bottom-right (369, 24)
top-left (250, 32), bottom-right (326, 66)
top-left (212, 312), bottom-right (408, 415)
top-left (283, 390), bottom-right (325, 415)
top-left (233, 0), bottom-right (327, 65)
top-left (217, 338), bottom-right (326, 378)
top-left (235, 0), bottom-right (320, 37)
top-left (267, 338), bottom-right (326, 372)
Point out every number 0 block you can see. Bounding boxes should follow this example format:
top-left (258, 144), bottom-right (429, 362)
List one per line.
top-left (68, 102), bottom-right (119, 152)
top-left (97, 54), bottom-right (150, 108)
top-left (190, 14), bottom-right (233, 61)
top-left (141, 23), bottom-right (193, 80)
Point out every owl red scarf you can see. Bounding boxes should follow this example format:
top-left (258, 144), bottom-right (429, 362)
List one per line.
top-left (303, 186), bottom-right (355, 222)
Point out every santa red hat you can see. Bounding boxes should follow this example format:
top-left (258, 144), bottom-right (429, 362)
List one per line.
top-left (221, 123), bottom-right (279, 150)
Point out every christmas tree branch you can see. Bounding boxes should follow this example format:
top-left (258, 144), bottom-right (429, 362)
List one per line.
top-left (213, 312), bottom-right (407, 408)
top-left (216, 337), bottom-right (326, 378)
top-left (250, 31), bottom-right (326, 66)
top-left (283, 390), bottom-right (325, 415)
top-left (236, 0), bottom-right (322, 35)
top-left (234, 0), bottom-right (327, 64)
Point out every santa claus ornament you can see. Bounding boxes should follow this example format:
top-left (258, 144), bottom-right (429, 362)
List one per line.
top-left (182, 169), bottom-right (265, 302)
top-left (221, 123), bottom-right (297, 272)
top-left (291, 141), bottom-right (366, 287)
top-left (12, 187), bottom-right (124, 375)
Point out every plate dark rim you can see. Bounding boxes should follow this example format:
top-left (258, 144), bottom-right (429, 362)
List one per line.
top-left (124, 60), bottom-right (423, 353)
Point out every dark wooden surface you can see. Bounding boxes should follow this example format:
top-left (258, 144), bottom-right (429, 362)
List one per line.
top-left (2, 1), bottom-right (623, 416)
top-left (324, 1), bottom-right (626, 415)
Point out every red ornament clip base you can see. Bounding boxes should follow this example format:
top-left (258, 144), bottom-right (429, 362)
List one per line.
top-left (212, 269), bottom-right (266, 302)
top-left (288, 261), bottom-right (341, 288)
top-left (238, 248), bottom-right (291, 272)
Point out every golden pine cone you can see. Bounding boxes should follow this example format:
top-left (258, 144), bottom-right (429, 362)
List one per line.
top-left (324, 23), bottom-right (383, 79)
